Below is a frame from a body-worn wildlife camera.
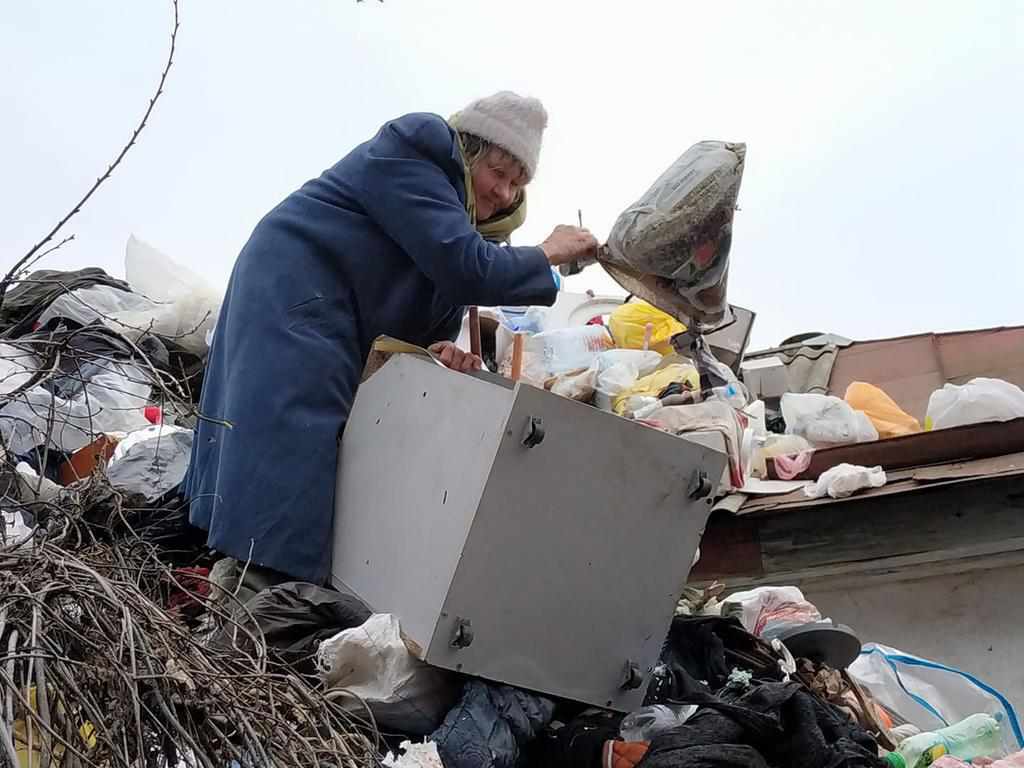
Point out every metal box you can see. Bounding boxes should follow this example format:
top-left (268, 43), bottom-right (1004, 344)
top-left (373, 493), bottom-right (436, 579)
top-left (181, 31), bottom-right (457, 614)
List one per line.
top-left (332, 354), bottom-right (725, 711)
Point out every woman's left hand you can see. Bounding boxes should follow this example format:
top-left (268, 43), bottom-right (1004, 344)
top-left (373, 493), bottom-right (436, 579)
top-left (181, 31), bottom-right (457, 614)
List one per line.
top-left (429, 342), bottom-right (483, 373)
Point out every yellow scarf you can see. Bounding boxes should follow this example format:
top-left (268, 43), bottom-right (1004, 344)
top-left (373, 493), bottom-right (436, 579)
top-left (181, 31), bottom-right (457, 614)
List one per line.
top-left (451, 123), bottom-right (527, 244)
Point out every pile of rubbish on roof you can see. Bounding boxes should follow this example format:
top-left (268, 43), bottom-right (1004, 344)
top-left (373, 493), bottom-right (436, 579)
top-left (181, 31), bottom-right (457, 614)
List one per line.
top-left (3, 240), bottom-right (1022, 768)
top-left (3, 142), bottom-right (1024, 767)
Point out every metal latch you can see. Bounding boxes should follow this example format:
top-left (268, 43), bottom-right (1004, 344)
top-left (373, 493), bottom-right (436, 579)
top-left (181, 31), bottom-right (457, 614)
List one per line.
top-left (522, 416), bottom-right (545, 447)
top-left (688, 470), bottom-right (713, 500)
top-left (620, 660), bottom-right (644, 691)
top-left (450, 618), bottom-right (474, 649)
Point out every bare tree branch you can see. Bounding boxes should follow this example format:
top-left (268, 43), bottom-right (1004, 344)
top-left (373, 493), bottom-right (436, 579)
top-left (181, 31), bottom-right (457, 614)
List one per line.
top-left (0, 0), bottom-right (180, 310)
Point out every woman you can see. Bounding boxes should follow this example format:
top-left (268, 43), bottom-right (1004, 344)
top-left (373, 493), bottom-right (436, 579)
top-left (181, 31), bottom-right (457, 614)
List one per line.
top-left (185, 91), bottom-right (598, 588)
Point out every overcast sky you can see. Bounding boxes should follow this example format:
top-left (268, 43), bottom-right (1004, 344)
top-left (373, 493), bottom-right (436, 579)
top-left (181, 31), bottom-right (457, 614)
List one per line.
top-left (3, 1), bottom-right (1021, 348)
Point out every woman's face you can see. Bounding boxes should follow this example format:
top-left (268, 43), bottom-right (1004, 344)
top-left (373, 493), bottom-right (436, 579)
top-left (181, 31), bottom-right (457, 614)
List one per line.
top-left (471, 148), bottom-right (528, 221)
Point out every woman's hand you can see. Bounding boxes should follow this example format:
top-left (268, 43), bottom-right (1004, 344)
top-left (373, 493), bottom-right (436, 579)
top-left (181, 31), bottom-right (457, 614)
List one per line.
top-left (429, 341), bottom-right (483, 373)
top-left (540, 225), bottom-right (599, 267)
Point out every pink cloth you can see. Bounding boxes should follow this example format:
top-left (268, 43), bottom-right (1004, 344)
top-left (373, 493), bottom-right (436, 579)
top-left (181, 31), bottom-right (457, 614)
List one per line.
top-left (773, 450), bottom-right (814, 480)
top-left (989, 750), bottom-right (1024, 766)
top-left (932, 750), bottom-right (1024, 767)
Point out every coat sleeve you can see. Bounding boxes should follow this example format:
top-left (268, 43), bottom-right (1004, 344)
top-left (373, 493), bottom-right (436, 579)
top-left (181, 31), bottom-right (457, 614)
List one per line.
top-left (358, 116), bottom-right (557, 309)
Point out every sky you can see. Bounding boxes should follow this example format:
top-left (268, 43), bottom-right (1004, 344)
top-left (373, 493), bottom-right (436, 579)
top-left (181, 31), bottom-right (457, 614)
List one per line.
top-left (3, 0), bottom-right (1021, 349)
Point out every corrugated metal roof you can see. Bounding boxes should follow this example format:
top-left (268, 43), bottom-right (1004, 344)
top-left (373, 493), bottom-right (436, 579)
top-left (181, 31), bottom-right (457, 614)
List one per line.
top-left (727, 449), bottom-right (1024, 516)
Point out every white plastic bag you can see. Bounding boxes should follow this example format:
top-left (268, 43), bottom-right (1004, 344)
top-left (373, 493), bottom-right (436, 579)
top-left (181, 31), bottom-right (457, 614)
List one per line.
top-left (2, 510), bottom-right (34, 550)
top-left (107, 425), bottom-right (193, 501)
top-left (0, 361), bottom-right (151, 454)
top-left (849, 644), bottom-right (1023, 753)
top-left (926, 378), bottom-right (1024, 430)
top-left (119, 235), bottom-right (221, 356)
top-left (592, 349), bottom-right (662, 410)
top-left (34, 237), bottom-right (221, 357)
top-left (781, 393), bottom-right (879, 446)
top-left (804, 463), bottom-right (886, 499)
top-left (605, 141), bottom-right (746, 326)
top-left (620, 704), bottom-right (698, 742)
top-left (0, 343), bottom-right (40, 396)
top-left (513, 325), bottom-right (613, 384)
top-left (721, 586), bottom-right (821, 637)
top-left (382, 741), bottom-right (444, 768)
top-left (548, 366), bottom-right (598, 401)
top-left (316, 614), bottom-right (458, 736)
top-left (34, 284), bottom-right (155, 332)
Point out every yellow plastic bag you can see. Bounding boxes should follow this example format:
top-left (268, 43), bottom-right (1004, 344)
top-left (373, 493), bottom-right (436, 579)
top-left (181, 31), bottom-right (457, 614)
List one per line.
top-left (844, 381), bottom-right (921, 439)
top-left (15, 686), bottom-right (96, 768)
top-left (613, 363), bottom-right (700, 416)
top-left (609, 301), bottom-right (686, 355)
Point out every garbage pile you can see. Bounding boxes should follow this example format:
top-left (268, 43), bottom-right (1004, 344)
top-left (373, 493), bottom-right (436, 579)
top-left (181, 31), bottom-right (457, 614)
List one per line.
top-left (0, 240), bottom-right (377, 767)
top-left (3, 229), bottom-right (1023, 768)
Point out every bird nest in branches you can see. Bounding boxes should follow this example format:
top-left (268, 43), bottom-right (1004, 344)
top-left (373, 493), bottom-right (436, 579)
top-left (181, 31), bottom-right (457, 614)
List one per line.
top-left (0, 475), bottom-right (376, 768)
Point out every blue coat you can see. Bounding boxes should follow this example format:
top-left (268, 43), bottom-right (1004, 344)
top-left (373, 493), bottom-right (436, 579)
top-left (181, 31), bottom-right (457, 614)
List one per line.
top-left (184, 113), bottom-right (557, 582)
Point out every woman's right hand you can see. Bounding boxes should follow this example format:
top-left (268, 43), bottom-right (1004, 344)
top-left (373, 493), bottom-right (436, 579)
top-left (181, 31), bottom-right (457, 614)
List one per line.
top-left (540, 225), bottom-right (599, 267)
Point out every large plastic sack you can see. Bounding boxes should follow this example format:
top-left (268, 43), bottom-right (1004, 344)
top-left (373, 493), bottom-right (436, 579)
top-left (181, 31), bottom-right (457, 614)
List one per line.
top-left (612, 363), bottom-right (700, 416)
top-left (33, 236), bottom-right (220, 357)
top-left (849, 644), bottom-right (1023, 754)
top-left (608, 301), bottom-right (686, 355)
top-left (804, 463), bottom-right (886, 499)
top-left (119, 235), bottom-right (221, 356)
top-left (604, 141), bottom-right (746, 328)
top-left (317, 613), bottom-right (459, 736)
top-left (0, 361), bottom-right (151, 455)
top-left (106, 425), bottom-right (193, 501)
top-left (781, 392), bottom-right (879, 447)
top-left (844, 382), bottom-right (922, 438)
top-left (0, 343), bottom-right (39, 396)
top-left (925, 378), bottom-right (1024, 431)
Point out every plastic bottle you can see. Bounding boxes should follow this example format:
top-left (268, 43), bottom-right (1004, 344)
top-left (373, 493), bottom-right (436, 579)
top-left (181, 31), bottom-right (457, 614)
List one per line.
top-left (885, 713), bottom-right (1003, 768)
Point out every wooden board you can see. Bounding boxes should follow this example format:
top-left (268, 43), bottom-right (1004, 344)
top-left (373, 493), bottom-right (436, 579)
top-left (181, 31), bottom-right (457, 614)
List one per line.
top-left (691, 474), bottom-right (1024, 588)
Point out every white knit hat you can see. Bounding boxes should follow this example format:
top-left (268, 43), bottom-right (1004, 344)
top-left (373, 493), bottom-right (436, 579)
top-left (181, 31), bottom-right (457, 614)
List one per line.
top-left (451, 91), bottom-right (548, 179)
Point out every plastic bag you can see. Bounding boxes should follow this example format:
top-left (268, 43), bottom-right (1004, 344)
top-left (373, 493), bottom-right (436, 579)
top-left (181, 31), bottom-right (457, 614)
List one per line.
top-left (845, 382), bottom-right (922, 438)
top-left (0, 361), bottom-right (151, 455)
top-left (608, 301), bottom-right (686, 355)
top-left (35, 284), bottom-right (154, 332)
top-left (804, 463), bottom-right (886, 499)
top-left (925, 378), bottom-right (1024, 430)
top-left (496, 305), bottom-right (548, 334)
top-left (2, 510), bottom-right (34, 550)
top-left (106, 425), bottom-right (193, 501)
top-left (781, 392), bottom-right (879, 447)
top-left (605, 141), bottom-right (746, 327)
top-left (592, 350), bottom-right (663, 410)
top-left (721, 586), bottom-right (822, 637)
top-left (121, 235), bottom-right (221, 356)
top-left (548, 366), bottom-right (598, 401)
top-left (849, 644), bottom-right (1023, 754)
top-left (513, 326), bottom-right (613, 384)
top-left (612, 363), bottom-right (700, 416)
top-left (34, 237), bottom-right (220, 357)
top-left (0, 343), bottom-right (40, 396)
top-left (620, 704), bottom-right (698, 742)
top-left (317, 614), bottom-right (459, 736)
top-left (383, 742), bottom-right (444, 768)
